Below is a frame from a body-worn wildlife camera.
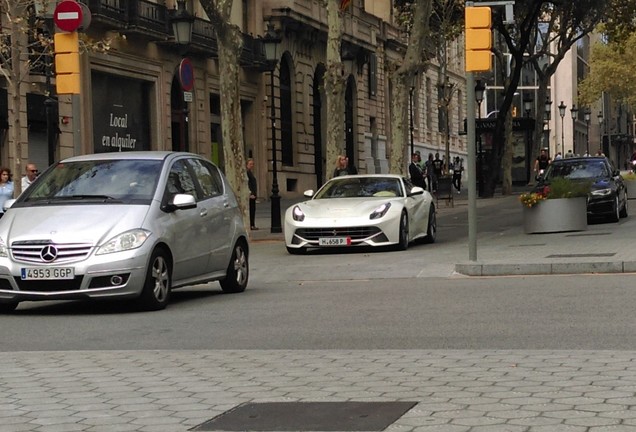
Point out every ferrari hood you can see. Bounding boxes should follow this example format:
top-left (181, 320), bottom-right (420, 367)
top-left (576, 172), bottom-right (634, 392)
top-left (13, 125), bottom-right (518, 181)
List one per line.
top-left (297, 198), bottom-right (398, 218)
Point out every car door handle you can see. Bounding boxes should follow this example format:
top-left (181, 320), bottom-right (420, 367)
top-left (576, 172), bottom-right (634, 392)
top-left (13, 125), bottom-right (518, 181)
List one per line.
top-left (200, 209), bottom-right (208, 217)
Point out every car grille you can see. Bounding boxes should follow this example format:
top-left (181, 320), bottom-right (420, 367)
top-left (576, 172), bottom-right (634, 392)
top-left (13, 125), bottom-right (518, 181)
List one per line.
top-left (295, 227), bottom-right (382, 241)
top-left (13, 276), bottom-right (84, 292)
top-left (11, 241), bottom-right (93, 264)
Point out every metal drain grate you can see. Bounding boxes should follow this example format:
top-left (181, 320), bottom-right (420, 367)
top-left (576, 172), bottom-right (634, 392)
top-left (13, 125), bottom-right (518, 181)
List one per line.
top-left (546, 253), bottom-right (616, 258)
top-left (192, 401), bottom-right (417, 431)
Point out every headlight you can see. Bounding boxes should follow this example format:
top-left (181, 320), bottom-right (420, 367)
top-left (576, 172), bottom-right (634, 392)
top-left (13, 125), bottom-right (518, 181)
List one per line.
top-left (0, 238), bottom-right (7, 257)
top-left (292, 205), bottom-right (305, 222)
top-left (96, 229), bottom-right (151, 255)
top-left (370, 202), bottom-right (391, 220)
top-left (591, 188), bottom-right (612, 196)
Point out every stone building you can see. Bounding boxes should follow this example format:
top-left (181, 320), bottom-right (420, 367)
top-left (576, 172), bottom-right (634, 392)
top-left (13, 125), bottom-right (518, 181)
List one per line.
top-left (1, 0), bottom-right (468, 199)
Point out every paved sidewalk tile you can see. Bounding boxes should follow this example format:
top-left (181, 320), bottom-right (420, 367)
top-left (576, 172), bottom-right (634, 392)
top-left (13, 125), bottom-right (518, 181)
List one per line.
top-left (5, 350), bottom-right (636, 431)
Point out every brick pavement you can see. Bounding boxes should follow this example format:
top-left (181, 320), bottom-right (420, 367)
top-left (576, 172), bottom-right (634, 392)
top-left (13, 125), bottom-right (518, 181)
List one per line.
top-left (5, 350), bottom-right (636, 431)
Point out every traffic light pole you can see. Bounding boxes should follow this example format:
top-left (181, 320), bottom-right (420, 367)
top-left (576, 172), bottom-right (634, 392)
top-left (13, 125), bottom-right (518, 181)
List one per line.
top-left (466, 72), bottom-right (477, 261)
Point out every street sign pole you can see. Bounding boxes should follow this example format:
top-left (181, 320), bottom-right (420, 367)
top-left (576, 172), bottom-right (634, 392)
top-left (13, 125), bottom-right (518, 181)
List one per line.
top-left (466, 72), bottom-right (477, 261)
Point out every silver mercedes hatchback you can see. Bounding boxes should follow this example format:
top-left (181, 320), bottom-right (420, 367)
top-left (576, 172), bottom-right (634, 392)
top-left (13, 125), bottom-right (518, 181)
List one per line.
top-left (0, 152), bottom-right (249, 312)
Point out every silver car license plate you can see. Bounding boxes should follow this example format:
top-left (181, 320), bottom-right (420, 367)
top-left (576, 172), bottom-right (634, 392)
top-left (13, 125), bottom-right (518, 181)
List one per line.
top-left (21, 267), bottom-right (75, 280)
top-left (319, 237), bottom-right (350, 246)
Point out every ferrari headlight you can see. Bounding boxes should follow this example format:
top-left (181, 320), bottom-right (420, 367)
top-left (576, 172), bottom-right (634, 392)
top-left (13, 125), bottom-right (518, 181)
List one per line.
top-left (0, 238), bottom-right (7, 257)
top-left (370, 202), bottom-right (391, 220)
top-left (96, 229), bottom-right (151, 255)
top-left (591, 188), bottom-right (612, 196)
top-left (292, 205), bottom-right (305, 222)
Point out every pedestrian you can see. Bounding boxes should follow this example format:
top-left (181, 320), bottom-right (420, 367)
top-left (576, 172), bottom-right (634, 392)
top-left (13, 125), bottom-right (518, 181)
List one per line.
top-left (345, 156), bottom-right (358, 174)
top-left (0, 167), bottom-right (13, 216)
top-left (533, 148), bottom-right (551, 178)
top-left (425, 153), bottom-right (436, 192)
top-left (21, 162), bottom-right (38, 191)
top-left (565, 149), bottom-right (574, 158)
top-left (452, 157), bottom-right (463, 194)
top-left (595, 148), bottom-right (605, 157)
top-left (246, 158), bottom-right (258, 230)
top-left (554, 152), bottom-right (562, 160)
top-left (408, 153), bottom-right (425, 189)
top-left (333, 155), bottom-right (350, 177)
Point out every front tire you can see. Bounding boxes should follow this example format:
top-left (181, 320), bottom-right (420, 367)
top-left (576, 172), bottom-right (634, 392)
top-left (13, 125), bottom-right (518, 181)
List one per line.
top-left (220, 240), bottom-right (249, 293)
top-left (620, 192), bottom-right (628, 218)
top-left (137, 247), bottom-right (171, 311)
top-left (609, 196), bottom-right (620, 222)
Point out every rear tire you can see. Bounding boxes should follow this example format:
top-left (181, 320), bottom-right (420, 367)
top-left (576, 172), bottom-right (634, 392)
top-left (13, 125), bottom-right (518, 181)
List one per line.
top-left (220, 240), bottom-right (249, 293)
top-left (137, 248), bottom-right (171, 311)
top-left (423, 207), bottom-right (437, 244)
top-left (0, 302), bottom-right (18, 313)
top-left (395, 211), bottom-right (409, 251)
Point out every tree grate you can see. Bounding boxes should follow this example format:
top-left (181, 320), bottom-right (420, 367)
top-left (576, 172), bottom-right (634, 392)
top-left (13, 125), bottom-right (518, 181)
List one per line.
top-left (191, 401), bottom-right (417, 431)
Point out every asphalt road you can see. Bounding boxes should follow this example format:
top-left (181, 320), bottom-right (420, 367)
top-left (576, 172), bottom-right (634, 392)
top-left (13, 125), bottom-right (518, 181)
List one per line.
top-left (4, 198), bottom-right (636, 352)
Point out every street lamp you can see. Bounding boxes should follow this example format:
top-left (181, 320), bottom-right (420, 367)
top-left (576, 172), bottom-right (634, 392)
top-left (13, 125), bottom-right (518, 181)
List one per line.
top-left (558, 101), bottom-right (566, 155)
top-left (407, 72), bottom-right (417, 157)
top-left (170, 0), bottom-right (195, 45)
top-left (584, 108), bottom-right (591, 156)
top-left (544, 97), bottom-right (552, 153)
top-left (597, 110), bottom-right (604, 150)
top-left (570, 104), bottom-right (578, 154)
top-left (262, 23), bottom-right (282, 234)
top-left (475, 80), bottom-right (486, 197)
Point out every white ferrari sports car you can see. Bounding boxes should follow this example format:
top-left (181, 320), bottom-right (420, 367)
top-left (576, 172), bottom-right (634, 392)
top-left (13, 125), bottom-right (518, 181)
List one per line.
top-left (284, 174), bottom-right (436, 254)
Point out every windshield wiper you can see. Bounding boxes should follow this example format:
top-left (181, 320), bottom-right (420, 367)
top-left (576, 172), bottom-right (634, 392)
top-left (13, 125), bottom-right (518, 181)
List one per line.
top-left (41, 195), bottom-right (122, 202)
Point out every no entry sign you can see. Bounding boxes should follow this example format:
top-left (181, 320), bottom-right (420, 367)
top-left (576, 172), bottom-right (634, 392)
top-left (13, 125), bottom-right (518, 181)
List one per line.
top-left (54, 1), bottom-right (83, 32)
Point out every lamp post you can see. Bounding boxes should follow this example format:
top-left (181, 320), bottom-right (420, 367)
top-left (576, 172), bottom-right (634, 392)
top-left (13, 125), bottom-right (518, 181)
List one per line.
top-left (584, 108), bottom-right (591, 156)
top-left (544, 97), bottom-right (552, 154)
top-left (524, 93), bottom-right (533, 182)
top-left (597, 110), bottom-right (604, 151)
top-left (34, 2), bottom-right (57, 165)
top-left (262, 23), bottom-right (282, 233)
top-left (407, 72), bottom-right (417, 157)
top-left (558, 101), bottom-right (566, 155)
top-left (570, 104), bottom-right (578, 154)
top-left (475, 80), bottom-right (486, 197)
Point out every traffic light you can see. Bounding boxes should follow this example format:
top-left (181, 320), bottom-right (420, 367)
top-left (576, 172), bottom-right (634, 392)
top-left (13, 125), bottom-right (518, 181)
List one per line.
top-left (465, 6), bottom-right (492, 72)
top-left (54, 32), bottom-right (80, 94)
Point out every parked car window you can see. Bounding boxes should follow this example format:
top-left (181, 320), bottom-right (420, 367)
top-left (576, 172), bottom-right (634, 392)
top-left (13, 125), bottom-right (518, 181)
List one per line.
top-left (188, 159), bottom-right (223, 199)
top-left (166, 160), bottom-right (198, 199)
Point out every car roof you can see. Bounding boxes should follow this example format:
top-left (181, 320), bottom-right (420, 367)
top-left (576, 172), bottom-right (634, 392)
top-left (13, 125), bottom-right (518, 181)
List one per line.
top-left (328, 174), bottom-right (404, 180)
top-left (552, 156), bottom-right (607, 164)
top-left (58, 151), bottom-right (199, 163)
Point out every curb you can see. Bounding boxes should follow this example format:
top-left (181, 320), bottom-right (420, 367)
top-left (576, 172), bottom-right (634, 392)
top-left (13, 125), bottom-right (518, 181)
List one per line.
top-left (456, 260), bottom-right (636, 276)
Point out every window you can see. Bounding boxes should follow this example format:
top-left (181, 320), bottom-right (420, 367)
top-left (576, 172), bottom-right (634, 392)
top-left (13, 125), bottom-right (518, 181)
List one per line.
top-left (188, 159), bottom-right (223, 198)
top-left (368, 53), bottom-right (377, 98)
top-left (280, 56), bottom-right (294, 166)
top-left (166, 159), bottom-right (198, 200)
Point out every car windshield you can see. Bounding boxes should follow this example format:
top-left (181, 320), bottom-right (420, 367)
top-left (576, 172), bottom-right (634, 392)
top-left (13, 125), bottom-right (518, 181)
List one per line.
top-left (545, 159), bottom-right (609, 180)
top-left (21, 159), bottom-right (163, 204)
top-left (314, 177), bottom-right (403, 199)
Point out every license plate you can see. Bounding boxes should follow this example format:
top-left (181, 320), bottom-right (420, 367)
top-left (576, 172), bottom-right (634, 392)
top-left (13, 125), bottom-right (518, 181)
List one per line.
top-left (21, 267), bottom-right (75, 280)
top-left (319, 237), bottom-right (351, 246)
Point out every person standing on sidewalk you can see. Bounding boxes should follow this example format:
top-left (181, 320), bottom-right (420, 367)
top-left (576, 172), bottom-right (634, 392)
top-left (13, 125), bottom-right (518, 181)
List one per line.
top-left (452, 157), bottom-right (463, 193)
top-left (409, 153), bottom-right (426, 189)
top-left (246, 158), bottom-right (258, 230)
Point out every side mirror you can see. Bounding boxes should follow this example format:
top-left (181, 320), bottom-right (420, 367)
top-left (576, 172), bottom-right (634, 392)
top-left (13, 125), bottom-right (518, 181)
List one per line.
top-left (170, 193), bottom-right (196, 210)
top-left (303, 189), bottom-right (315, 198)
top-left (409, 186), bottom-right (425, 196)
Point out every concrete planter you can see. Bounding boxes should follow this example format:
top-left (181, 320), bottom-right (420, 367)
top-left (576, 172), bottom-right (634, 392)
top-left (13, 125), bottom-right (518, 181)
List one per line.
top-left (522, 197), bottom-right (588, 234)
top-left (623, 179), bottom-right (636, 199)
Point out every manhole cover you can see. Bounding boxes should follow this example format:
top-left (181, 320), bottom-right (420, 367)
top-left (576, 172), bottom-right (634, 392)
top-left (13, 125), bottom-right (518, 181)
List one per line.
top-left (192, 401), bottom-right (417, 431)
top-left (546, 253), bottom-right (615, 258)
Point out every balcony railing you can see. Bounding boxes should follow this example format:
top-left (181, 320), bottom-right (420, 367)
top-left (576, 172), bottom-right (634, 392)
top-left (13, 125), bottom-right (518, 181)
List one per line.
top-left (127, 0), bottom-right (168, 36)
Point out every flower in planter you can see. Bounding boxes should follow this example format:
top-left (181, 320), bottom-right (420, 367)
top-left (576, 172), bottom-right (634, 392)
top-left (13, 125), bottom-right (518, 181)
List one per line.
top-left (520, 177), bottom-right (591, 208)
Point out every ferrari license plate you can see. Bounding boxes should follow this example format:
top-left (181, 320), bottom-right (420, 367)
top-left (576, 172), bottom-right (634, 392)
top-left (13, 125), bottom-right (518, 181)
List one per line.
top-left (319, 237), bottom-right (350, 246)
top-left (21, 267), bottom-right (75, 280)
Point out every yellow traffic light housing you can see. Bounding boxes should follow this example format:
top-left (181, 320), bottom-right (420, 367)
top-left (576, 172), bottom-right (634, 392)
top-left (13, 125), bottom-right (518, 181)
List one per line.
top-left (465, 6), bottom-right (492, 72)
top-left (54, 32), bottom-right (80, 95)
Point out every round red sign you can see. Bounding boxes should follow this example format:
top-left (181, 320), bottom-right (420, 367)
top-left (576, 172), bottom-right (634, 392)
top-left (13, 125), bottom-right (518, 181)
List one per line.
top-left (54, 1), bottom-right (84, 33)
top-left (178, 58), bottom-right (194, 92)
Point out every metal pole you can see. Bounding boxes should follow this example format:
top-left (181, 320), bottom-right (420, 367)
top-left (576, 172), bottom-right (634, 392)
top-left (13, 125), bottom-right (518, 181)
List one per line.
top-left (466, 72), bottom-right (477, 261)
top-left (477, 101), bottom-right (483, 198)
top-left (560, 115), bottom-right (564, 155)
top-left (269, 68), bottom-right (282, 234)
top-left (586, 120), bottom-right (590, 156)
top-left (44, 23), bottom-right (57, 165)
top-left (409, 87), bottom-right (414, 157)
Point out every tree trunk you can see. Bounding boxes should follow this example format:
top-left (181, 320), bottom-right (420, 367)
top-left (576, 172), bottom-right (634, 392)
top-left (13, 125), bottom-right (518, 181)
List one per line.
top-left (325, 0), bottom-right (346, 179)
top-left (501, 110), bottom-right (513, 195)
top-left (389, 0), bottom-right (434, 174)
top-left (9, 16), bottom-right (26, 196)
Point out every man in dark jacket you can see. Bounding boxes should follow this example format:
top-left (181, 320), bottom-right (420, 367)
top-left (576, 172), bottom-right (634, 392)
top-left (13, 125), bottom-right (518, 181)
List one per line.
top-left (409, 153), bottom-right (426, 189)
top-left (247, 158), bottom-right (258, 230)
